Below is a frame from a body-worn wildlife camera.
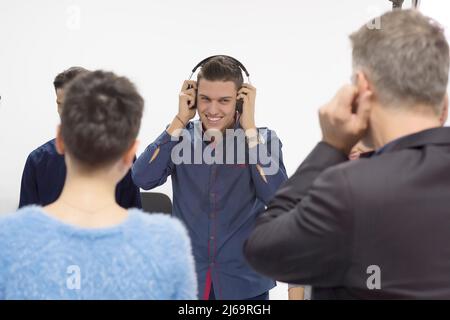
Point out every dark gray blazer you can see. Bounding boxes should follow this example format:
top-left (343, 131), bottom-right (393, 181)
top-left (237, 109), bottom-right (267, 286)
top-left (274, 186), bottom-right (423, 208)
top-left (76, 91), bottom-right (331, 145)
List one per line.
top-left (245, 127), bottom-right (450, 299)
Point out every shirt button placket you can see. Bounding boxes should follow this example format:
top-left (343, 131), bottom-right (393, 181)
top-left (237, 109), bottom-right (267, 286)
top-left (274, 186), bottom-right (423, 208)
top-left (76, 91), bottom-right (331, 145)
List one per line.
top-left (209, 193), bottom-right (216, 264)
top-left (209, 165), bottom-right (217, 266)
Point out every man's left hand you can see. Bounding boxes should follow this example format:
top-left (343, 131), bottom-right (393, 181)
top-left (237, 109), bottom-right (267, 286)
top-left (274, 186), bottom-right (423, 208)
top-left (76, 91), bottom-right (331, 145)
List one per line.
top-left (238, 83), bottom-right (257, 131)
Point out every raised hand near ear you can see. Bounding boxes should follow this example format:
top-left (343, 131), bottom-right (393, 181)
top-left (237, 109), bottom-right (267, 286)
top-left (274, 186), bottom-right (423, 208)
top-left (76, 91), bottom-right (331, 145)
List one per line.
top-left (237, 83), bottom-right (257, 132)
top-left (167, 80), bottom-right (197, 136)
top-left (319, 85), bottom-right (373, 155)
top-left (178, 80), bottom-right (197, 123)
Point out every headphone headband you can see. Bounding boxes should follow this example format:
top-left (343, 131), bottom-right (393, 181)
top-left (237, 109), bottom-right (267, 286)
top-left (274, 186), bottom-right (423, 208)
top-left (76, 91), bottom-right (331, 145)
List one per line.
top-left (189, 55), bottom-right (250, 83)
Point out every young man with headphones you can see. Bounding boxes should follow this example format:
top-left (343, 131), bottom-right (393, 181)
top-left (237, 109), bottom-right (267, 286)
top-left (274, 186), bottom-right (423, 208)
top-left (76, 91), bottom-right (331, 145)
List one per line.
top-left (132, 55), bottom-right (287, 300)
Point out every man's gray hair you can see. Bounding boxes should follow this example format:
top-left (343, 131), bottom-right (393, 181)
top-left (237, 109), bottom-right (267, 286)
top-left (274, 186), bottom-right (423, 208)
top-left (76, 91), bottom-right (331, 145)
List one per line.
top-left (350, 9), bottom-right (449, 113)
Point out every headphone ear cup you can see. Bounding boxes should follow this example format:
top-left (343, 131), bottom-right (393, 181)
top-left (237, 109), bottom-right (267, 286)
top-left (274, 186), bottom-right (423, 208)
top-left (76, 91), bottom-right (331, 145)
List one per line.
top-left (192, 88), bottom-right (197, 109)
top-left (236, 98), bottom-right (243, 114)
top-left (188, 86), bottom-right (197, 109)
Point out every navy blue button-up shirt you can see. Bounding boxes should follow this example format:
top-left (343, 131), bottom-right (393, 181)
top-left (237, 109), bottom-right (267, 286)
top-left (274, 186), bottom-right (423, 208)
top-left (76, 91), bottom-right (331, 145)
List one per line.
top-left (19, 139), bottom-right (141, 209)
top-left (132, 120), bottom-right (288, 299)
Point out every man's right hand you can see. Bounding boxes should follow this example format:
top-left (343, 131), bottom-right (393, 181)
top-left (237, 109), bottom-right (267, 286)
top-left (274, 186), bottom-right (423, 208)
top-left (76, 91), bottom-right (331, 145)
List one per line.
top-left (319, 85), bottom-right (372, 155)
top-left (177, 80), bottom-right (197, 124)
top-left (167, 80), bottom-right (197, 136)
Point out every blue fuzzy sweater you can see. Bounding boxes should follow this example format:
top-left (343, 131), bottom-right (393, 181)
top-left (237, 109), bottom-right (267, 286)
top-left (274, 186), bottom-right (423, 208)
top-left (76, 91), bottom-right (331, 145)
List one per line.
top-left (0, 206), bottom-right (197, 299)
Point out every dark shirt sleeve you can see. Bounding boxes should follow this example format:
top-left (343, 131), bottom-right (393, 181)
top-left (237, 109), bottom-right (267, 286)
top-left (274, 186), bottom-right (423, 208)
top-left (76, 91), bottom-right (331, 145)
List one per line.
top-left (116, 166), bottom-right (142, 209)
top-left (248, 129), bottom-right (288, 205)
top-left (244, 142), bottom-right (353, 286)
top-left (19, 154), bottom-right (39, 208)
top-left (132, 129), bottom-right (179, 190)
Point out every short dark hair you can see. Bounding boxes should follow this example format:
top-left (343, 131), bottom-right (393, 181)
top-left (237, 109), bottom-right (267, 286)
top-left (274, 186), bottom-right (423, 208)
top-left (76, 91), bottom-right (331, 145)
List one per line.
top-left (197, 56), bottom-right (244, 89)
top-left (61, 70), bottom-right (144, 170)
top-left (53, 66), bottom-right (90, 90)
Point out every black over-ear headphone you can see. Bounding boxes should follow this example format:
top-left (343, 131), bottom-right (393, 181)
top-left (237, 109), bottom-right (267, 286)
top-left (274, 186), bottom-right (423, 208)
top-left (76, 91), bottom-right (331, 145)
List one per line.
top-left (188, 55), bottom-right (251, 114)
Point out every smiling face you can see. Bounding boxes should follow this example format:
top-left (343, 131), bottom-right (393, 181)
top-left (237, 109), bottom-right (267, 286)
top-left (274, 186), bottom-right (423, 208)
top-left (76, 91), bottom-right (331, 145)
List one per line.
top-left (197, 79), bottom-right (238, 132)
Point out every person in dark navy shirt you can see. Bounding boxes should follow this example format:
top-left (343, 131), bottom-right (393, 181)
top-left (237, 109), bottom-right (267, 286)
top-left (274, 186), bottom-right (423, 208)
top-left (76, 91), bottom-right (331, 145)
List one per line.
top-left (19, 67), bottom-right (141, 209)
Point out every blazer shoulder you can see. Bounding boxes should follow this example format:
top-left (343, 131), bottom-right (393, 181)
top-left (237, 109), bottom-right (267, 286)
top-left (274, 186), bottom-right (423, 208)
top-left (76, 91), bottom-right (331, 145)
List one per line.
top-left (324, 152), bottom-right (404, 199)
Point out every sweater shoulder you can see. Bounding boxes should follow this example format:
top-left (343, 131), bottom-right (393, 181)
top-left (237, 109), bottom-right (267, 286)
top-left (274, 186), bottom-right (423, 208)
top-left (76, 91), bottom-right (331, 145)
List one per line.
top-left (126, 209), bottom-right (190, 249)
top-left (0, 206), bottom-right (43, 259)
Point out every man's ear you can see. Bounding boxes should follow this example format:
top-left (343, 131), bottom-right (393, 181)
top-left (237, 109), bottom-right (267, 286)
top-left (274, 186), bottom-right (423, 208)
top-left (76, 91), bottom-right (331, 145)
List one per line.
top-left (355, 71), bottom-right (371, 94)
top-left (122, 140), bottom-right (139, 168)
top-left (439, 93), bottom-right (448, 126)
top-left (55, 125), bottom-right (65, 155)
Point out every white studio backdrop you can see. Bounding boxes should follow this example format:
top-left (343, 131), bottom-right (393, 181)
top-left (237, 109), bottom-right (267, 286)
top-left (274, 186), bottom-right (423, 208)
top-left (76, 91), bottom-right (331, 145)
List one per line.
top-left (0, 0), bottom-right (449, 300)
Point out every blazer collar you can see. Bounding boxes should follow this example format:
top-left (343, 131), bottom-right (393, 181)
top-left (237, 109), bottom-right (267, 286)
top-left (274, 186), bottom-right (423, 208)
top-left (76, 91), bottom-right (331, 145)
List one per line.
top-left (378, 127), bottom-right (450, 154)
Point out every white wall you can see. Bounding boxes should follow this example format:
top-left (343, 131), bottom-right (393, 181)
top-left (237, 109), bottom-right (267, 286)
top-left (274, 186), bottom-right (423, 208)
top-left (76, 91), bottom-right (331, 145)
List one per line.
top-left (0, 0), bottom-right (449, 299)
top-left (0, 0), bottom-right (403, 214)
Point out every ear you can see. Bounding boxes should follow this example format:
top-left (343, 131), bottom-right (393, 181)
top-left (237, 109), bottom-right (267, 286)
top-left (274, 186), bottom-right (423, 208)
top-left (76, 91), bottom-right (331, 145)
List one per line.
top-left (121, 140), bottom-right (139, 168)
top-left (439, 93), bottom-right (448, 126)
top-left (55, 125), bottom-right (65, 155)
top-left (355, 71), bottom-right (371, 94)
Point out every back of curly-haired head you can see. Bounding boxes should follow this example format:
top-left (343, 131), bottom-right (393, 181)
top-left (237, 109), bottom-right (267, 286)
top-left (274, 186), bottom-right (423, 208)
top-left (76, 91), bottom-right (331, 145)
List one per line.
top-left (61, 70), bottom-right (144, 169)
